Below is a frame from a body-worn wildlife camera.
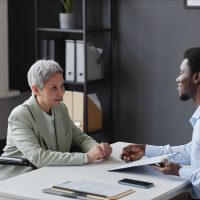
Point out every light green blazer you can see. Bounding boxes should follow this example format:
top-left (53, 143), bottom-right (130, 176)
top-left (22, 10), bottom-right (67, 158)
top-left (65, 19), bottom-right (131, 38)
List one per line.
top-left (0, 95), bottom-right (97, 180)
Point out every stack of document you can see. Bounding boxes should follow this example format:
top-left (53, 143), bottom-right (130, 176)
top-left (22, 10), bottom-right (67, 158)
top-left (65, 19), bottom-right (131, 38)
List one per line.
top-left (108, 154), bottom-right (177, 171)
top-left (43, 180), bottom-right (134, 200)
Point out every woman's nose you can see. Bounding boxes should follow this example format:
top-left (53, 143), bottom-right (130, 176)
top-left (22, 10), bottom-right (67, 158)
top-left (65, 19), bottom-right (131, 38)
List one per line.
top-left (58, 88), bottom-right (65, 97)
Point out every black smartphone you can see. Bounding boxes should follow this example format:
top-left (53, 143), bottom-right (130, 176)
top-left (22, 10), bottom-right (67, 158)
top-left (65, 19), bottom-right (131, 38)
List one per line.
top-left (118, 178), bottom-right (154, 189)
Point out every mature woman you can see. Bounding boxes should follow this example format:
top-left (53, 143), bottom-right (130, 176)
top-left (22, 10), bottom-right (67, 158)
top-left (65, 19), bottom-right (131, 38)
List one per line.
top-left (0, 60), bottom-right (112, 180)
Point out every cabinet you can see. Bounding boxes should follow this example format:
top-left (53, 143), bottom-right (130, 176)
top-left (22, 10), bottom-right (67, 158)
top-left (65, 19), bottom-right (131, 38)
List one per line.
top-left (35, 0), bottom-right (112, 141)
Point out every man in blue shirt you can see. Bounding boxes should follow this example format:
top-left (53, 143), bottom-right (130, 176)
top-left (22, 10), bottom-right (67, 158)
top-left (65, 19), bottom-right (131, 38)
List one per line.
top-left (121, 47), bottom-right (200, 199)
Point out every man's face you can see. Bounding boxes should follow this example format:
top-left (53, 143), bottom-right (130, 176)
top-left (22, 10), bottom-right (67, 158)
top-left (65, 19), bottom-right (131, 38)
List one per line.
top-left (176, 59), bottom-right (195, 101)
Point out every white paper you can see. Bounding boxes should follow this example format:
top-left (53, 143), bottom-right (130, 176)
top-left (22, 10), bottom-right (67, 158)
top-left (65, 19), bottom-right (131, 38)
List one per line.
top-left (88, 93), bottom-right (101, 109)
top-left (55, 180), bottom-right (132, 197)
top-left (108, 154), bottom-right (171, 171)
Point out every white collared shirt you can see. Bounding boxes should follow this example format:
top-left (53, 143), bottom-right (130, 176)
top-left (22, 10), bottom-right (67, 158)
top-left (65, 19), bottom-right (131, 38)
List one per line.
top-left (42, 109), bottom-right (57, 151)
top-left (145, 105), bottom-right (200, 198)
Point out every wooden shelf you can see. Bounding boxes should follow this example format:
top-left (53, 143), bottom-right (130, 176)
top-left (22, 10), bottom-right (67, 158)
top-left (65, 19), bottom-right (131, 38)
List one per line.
top-left (35, 0), bottom-right (112, 141)
top-left (64, 79), bottom-right (108, 85)
top-left (37, 27), bottom-right (111, 33)
top-left (37, 27), bottom-right (84, 33)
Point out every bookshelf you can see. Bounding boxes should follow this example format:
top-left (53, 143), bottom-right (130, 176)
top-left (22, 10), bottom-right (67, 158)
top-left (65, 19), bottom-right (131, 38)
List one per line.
top-left (35, 0), bottom-right (112, 141)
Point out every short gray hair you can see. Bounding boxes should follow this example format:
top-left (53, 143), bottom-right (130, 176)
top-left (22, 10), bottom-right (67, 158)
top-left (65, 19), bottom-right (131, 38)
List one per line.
top-left (27, 60), bottom-right (63, 90)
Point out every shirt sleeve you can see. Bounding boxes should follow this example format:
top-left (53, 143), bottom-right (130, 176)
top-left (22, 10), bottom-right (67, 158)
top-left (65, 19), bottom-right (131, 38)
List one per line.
top-left (179, 166), bottom-right (200, 197)
top-left (145, 142), bottom-right (191, 165)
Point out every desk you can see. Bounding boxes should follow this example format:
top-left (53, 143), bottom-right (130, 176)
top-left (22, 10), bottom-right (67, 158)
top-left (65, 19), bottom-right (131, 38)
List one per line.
top-left (0, 142), bottom-right (191, 200)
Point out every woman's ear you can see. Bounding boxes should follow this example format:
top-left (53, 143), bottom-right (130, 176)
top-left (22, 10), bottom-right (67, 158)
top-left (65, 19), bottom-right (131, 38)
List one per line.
top-left (31, 85), bottom-right (40, 95)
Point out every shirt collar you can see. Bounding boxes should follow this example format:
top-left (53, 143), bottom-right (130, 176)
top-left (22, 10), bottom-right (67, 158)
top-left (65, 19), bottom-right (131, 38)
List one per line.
top-left (190, 105), bottom-right (200, 127)
top-left (42, 109), bottom-right (55, 122)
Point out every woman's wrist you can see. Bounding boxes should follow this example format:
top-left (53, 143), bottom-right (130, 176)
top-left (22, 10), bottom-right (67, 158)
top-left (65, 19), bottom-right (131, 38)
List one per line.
top-left (83, 153), bottom-right (88, 164)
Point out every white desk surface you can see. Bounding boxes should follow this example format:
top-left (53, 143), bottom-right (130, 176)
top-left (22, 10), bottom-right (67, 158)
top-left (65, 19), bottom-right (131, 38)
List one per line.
top-left (0, 142), bottom-right (191, 200)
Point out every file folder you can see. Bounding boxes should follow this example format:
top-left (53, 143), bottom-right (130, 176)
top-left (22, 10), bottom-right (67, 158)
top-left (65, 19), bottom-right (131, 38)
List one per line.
top-left (39, 39), bottom-right (48, 59)
top-left (63, 91), bottom-right (103, 132)
top-left (39, 39), bottom-right (65, 67)
top-left (87, 93), bottom-right (103, 132)
top-left (51, 180), bottom-right (134, 200)
top-left (73, 91), bottom-right (84, 130)
top-left (76, 40), bottom-right (85, 82)
top-left (76, 40), bottom-right (104, 82)
top-left (48, 40), bottom-right (55, 60)
top-left (65, 40), bottom-right (75, 81)
top-left (63, 91), bottom-right (73, 119)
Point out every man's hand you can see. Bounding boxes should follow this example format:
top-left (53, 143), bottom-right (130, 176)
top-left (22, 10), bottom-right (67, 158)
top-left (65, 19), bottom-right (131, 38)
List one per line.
top-left (121, 144), bottom-right (146, 162)
top-left (151, 159), bottom-right (181, 176)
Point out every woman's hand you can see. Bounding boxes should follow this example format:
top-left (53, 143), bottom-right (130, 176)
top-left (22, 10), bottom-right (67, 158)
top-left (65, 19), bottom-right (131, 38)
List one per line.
top-left (86, 145), bottom-right (104, 163)
top-left (121, 144), bottom-right (146, 162)
top-left (86, 143), bottom-right (112, 163)
top-left (100, 143), bottom-right (112, 158)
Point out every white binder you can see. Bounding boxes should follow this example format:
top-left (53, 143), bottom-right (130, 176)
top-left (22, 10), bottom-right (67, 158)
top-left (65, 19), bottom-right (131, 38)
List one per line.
top-left (65, 40), bottom-right (75, 81)
top-left (76, 40), bottom-right (104, 83)
top-left (76, 40), bottom-right (85, 82)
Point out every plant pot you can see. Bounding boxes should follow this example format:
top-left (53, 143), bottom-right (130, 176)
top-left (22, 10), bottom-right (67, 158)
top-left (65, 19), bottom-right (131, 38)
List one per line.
top-left (59, 13), bottom-right (75, 29)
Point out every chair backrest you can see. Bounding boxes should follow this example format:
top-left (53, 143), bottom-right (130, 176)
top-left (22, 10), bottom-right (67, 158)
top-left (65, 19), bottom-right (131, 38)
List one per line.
top-left (0, 139), bottom-right (37, 170)
top-left (0, 139), bottom-right (6, 155)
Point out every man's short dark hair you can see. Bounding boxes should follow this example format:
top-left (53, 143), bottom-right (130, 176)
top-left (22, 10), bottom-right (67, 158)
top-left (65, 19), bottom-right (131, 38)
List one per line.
top-left (184, 47), bottom-right (200, 73)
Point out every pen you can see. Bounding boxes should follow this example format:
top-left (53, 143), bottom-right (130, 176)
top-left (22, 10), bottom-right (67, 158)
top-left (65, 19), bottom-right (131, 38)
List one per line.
top-left (153, 152), bottom-right (180, 168)
top-left (166, 152), bottom-right (180, 160)
top-left (43, 188), bottom-right (91, 200)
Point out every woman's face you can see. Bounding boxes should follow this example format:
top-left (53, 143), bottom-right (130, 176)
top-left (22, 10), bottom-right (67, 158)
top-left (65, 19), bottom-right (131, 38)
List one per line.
top-left (35, 72), bottom-right (65, 113)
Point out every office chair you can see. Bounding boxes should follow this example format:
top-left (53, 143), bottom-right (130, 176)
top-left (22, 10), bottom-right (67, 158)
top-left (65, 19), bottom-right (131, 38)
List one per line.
top-left (0, 139), bottom-right (37, 170)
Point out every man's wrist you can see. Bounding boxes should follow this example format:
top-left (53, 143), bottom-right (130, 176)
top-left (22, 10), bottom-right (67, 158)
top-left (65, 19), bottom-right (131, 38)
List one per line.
top-left (142, 144), bottom-right (146, 153)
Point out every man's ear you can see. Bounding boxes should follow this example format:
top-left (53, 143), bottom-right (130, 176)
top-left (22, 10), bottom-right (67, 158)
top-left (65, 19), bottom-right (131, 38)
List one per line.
top-left (193, 72), bottom-right (200, 85)
top-left (31, 85), bottom-right (40, 96)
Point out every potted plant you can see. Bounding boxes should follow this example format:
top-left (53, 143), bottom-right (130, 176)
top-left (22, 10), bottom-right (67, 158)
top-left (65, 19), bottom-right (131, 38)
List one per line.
top-left (59, 0), bottom-right (75, 29)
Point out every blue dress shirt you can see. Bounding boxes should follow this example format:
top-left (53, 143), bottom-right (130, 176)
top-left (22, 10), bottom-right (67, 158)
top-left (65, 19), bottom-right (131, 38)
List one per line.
top-left (145, 105), bottom-right (200, 199)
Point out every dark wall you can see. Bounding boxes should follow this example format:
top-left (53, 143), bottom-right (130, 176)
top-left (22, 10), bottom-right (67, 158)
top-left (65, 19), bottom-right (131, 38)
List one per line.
top-left (111, 0), bottom-right (200, 145)
top-left (8, 0), bottom-right (36, 91)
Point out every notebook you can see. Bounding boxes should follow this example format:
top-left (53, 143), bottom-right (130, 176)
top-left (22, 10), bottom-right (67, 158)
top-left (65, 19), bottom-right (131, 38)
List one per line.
top-left (43, 180), bottom-right (134, 200)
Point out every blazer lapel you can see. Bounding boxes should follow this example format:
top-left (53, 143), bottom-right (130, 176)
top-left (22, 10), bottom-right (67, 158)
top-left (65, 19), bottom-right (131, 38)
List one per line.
top-left (53, 108), bottom-right (67, 152)
top-left (26, 96), bottom-right (52, 149)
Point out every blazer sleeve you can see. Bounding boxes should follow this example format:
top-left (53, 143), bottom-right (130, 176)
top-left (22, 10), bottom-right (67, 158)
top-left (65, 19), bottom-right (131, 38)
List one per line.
top-left (71, 120), bottom-right (98, 152)
top-left (59, 103), bottom-right (98, 152)
top-left (8, 106), bottom-right (87, 168)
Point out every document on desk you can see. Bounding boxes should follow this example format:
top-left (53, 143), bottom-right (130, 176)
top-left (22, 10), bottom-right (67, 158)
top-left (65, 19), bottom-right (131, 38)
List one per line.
top-left (108, 154), bottom-right (174, 171)
top-left (49, 180), bottom-right (134, 200)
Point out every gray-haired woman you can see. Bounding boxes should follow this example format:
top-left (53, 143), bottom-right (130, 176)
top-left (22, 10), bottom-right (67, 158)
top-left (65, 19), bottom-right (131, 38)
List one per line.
top-left (0, 60), bottom-right (112, 180)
